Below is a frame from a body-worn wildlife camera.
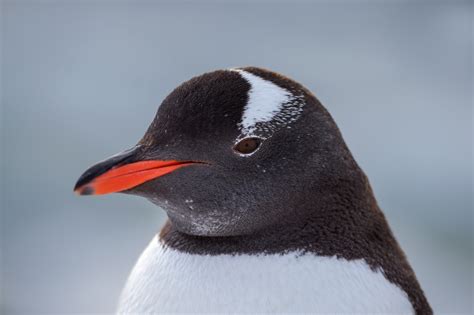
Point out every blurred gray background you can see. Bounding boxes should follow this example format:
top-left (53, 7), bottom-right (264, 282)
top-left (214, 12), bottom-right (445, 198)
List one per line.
top-left (1, 0), bottom-right (472, 314)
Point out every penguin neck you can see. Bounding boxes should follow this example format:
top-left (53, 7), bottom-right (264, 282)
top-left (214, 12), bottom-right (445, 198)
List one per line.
top-left (159, 172), bottom-right (386, 256)
top-left (158, 192), bottom-right (390, 257)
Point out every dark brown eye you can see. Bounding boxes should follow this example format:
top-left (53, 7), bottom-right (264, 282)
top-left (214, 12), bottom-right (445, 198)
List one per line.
top-left (234, 137), bottom-right (262, 155)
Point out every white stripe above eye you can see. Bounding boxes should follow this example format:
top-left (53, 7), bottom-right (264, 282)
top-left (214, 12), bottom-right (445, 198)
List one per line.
top-left (232, 69), bottom-right (293, 132)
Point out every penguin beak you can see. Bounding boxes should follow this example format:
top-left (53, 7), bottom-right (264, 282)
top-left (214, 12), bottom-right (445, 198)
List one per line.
top-left (74, 146), bottom-right (197, 196)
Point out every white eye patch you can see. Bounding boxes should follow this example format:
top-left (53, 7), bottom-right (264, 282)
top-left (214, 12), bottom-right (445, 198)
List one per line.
top-left (230, 69), bottom-right (305, 142)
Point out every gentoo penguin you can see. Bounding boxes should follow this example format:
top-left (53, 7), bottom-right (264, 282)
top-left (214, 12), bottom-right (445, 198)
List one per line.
top-left (74, 67), bottom-right (432, 314)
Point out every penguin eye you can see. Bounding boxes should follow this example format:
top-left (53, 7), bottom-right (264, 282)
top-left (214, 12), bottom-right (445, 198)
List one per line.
top-left (234, 137), bottom-right (262, 155)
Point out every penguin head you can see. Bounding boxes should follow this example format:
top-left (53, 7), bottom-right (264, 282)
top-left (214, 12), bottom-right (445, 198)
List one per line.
top-left (74, 67), bottom-right (361, 236)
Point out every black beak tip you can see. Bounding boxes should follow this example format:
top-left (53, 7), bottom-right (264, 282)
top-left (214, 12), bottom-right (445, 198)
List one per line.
top-left (77, 185), bottom-right (95, 196)
top-left (73, 145), bottom-right (141, 195)
top-left (73, 172), bottom-right (90, 193)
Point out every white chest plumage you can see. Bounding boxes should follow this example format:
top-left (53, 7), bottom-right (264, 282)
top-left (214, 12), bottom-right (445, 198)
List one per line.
top-left (117, 237), bottom-right (413, 314)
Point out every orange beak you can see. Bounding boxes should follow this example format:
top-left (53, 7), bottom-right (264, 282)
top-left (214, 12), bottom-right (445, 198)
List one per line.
top-left (74, 146), bottom-right (198, 196)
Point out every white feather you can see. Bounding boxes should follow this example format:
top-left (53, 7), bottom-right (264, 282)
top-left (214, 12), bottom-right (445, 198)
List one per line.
top-left (231, 69), bottom-right (293, 133)
top-left (117, 237), bottom-right (414, 314)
